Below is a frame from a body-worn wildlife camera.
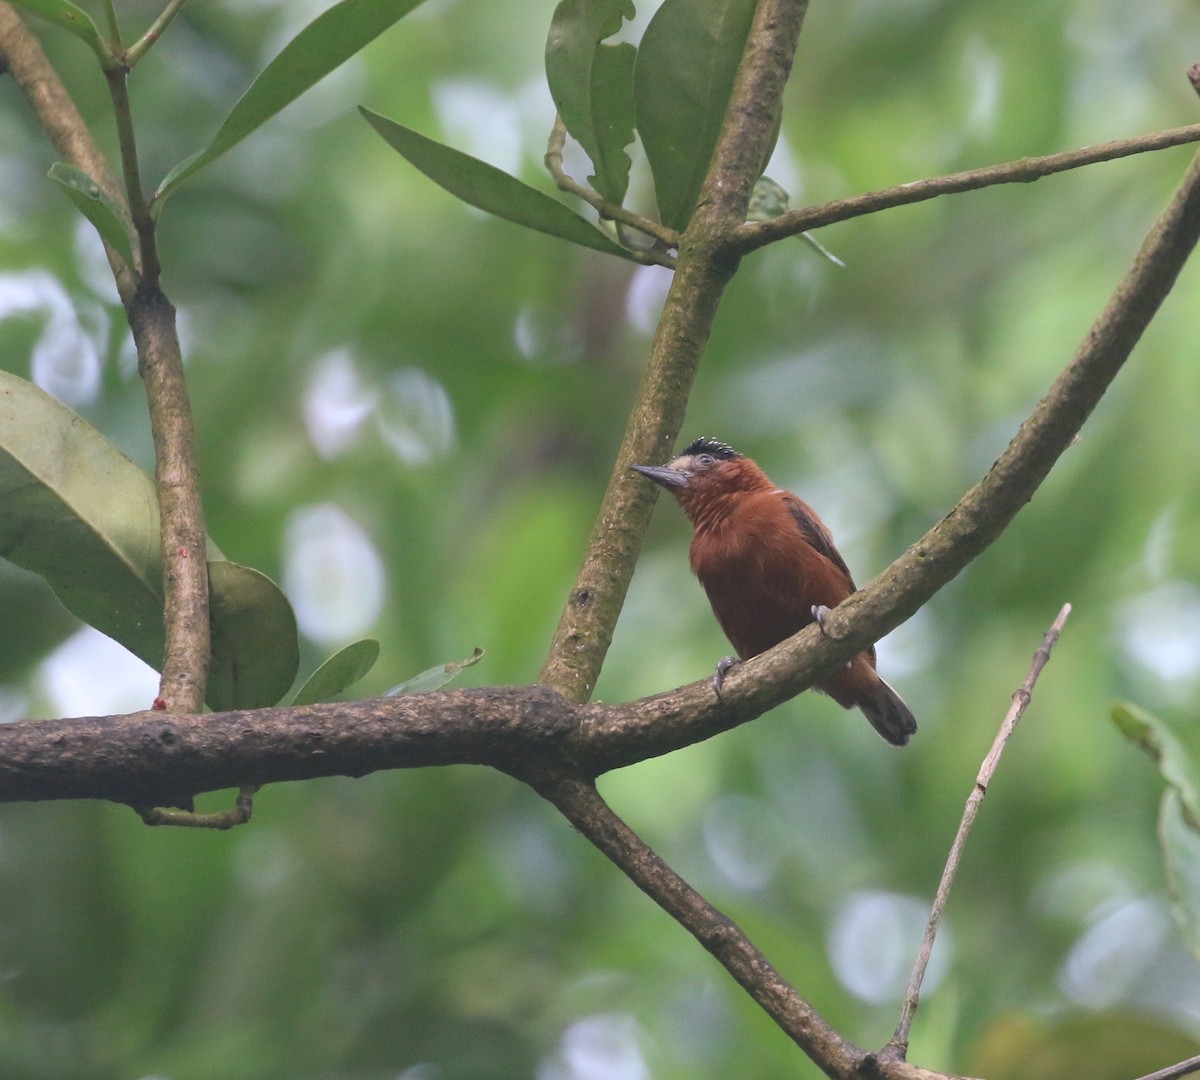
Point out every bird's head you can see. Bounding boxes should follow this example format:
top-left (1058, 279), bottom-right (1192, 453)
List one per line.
top-left (629, 438), bottom-right (772, 525)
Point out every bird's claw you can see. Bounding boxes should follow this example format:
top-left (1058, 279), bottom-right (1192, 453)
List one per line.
top-left (811, 604), bottom-right (832, 637)
top-left (712, 656), bottom-right (740, 699)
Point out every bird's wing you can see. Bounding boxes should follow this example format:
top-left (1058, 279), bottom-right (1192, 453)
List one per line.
top-left (779, 492), bottom-right (858, 588)
top-left (780, 492), bottom-right (876, 666)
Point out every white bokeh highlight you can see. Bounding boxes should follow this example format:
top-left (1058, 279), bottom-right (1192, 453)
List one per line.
top-left (537, 1014), bottom-right (650, 1080)
top-left (827, 890), bottom-right (950, 1005)
top-left (0, 270), bottom-right (105, 406)
top-left (37, 627), bottom-right (159, 718)
top-left (283, 503), bottom-right (386, 645)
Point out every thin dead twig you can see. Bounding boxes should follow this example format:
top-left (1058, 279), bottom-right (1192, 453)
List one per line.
top-left (1132, 1053), bottom-right (1200, 1080)
top-left (884, 603), bottom-right (1073, 1060)
top-left (733, 122), bottom-right (1200, 254)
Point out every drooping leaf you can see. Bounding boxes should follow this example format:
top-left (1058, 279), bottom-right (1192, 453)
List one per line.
top-left (545, 0), bottom-right (637, 204)
top-left (385, 647), bottom-right (484, 696)
top-left (1161, 790), bottom-right (1200, 961)
top-left (48, 162), bottom-right (135, 269)
top-left (1113, 701), bottom-right (1200, 825)
top-left (5, 0), bottom-right (110, 65)
top-left (746, 175), bottom-right (790, 220)
top-left (154, 0), bottom-right (427, 210)
top-left (0, 370), bottom-right (300, 710)
top-left (360, 109), bottom-right (637, 261)
top-left (633, 0), bottom-right (758, 231)
top-left (747, 176), bottom-right (845, 267)
top-left (291, 638), bottom-right (381, 706)
top-left (1114, 702), bottom-right (1200, 958)
top-left (208, 561), bottom-right (300, 711)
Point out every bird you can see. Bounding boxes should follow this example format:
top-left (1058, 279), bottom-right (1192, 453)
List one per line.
top-left (629, 437), bottom-right (917, 746)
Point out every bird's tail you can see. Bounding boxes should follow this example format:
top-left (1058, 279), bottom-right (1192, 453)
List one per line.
top-left (858, 676), bottom-right (917, 747)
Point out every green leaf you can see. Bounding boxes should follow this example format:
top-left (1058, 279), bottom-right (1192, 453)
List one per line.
top-left (360, 109), bottom-right (637, 261)
top-left (545, 0), bottom-right (637, 204)
top-left (385, 647), bottom-right (483, 696)
top-left (290, 638), bottom-right (381, 706)
top-left (1112, 701), bottom-right (1200, 825)
top-left (0, 370), bottom-right (300, 710)
top-left (208, 561), bottom-right (300, 711)
top-left (1161, 790), bottom-right (1200, 961)
top-left (1114, 702), bottom-right (1200, 959)
top-left (746, 175), bottom-right (789, 220)
top-left (154, 0), bottom-right (427, 210)
top-left (5, 0), bottom-right (110, 65)
top-left (48, 162), bottom-right (135, 269)
top-left (633, 0), bottom-right (758, 231)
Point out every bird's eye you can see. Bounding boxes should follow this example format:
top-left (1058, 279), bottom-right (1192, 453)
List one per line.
top-left (696, 454), bottom-right (715, 467)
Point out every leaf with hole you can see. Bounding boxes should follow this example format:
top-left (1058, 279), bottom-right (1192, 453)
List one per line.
top-left (291, 638), bottom-right (381, 706)
top-left (361, 109), bottom-right (637, 261)
top-left (385, 647), bottom-right (484, 696)
top-left (48, 163), bottom-right (135, 269)
top-left (0, 370), bottom-right (299, 710)
top-left (633, 0), bottom-right (759, 231)
top-left (154, 0), bottom-right (427, 210)
top-left (545, 0), bottom-right (637, 205)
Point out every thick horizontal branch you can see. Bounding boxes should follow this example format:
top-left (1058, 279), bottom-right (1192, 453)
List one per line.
top-left (1, 147), bottom-right (1199, 812)
top-left (733, 121), bottom-right (1200, 254)
top-left (0, 686), bottom-right (580, 807)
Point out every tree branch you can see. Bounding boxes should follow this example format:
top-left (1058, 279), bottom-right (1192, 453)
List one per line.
top-left (1133, 1054), bottom-right (1200, 1080)
top-left (538, 0), bottom-right (811, 703)
top-left (129, 285), bottom-right (211, 714)
top-left (885, 603), bottom-right (1072, 1061)
top-left (1, 2), bottom-right (211, 715)
top-left (521, 764), bottom-right (864, 1080)
top-left (732, 121), bottom-right (1200, 255)
top-left (0, 3), bottom-right (136, 301)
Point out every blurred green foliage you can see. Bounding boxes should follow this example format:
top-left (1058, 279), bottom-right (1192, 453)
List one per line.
top-left (2, 0), bottom-right (1200, 1077)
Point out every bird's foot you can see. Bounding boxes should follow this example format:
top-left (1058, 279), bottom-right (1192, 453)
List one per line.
top-left (811, 604), bottom-right (832, 637)
top-left (712, 656), bottom-right (740, 699)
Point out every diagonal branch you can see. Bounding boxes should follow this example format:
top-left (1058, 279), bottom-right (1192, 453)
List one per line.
top-left (732, 120), bottom-right (1200, 255)
top-left (538, 0), bottom-right (811, 704)
top-left (520, 764), bottom-right (868, 1080)
top-left (885, 603), bottom-right (1072, 1061)
top-left (0, 3), bottom-right (136, 301)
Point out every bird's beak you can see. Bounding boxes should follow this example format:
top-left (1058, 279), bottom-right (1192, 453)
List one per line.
top-left (629, 463), bottom-right (690, 489)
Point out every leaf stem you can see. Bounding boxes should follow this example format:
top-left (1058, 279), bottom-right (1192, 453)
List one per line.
top-left (0, 5), bottom-right (136, 299)
top-left (100, 0), bottom-right (121, 53)
top-left (125, 0), bottom-right (190, 68)
top-left (545, 113), bottom-right (679, 253)
top-left (104, 64), bottom-right (160, 282)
